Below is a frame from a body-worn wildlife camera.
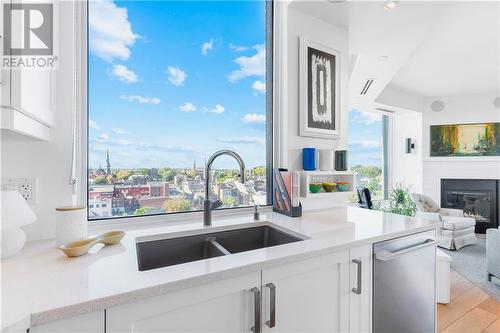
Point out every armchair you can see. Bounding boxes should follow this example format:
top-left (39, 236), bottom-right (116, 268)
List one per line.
top-left (410, 193), bottom-right (476, 250)
top-left (486, 228), bottom-right (500, 282)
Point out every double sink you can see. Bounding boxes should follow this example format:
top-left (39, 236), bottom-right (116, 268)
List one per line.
top-left (136, 223), bottom-right (307, 271)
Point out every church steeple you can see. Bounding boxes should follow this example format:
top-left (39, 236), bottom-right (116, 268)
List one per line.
top-left (106, 149), bottom-right (111, 175)
top-left (193, 159), bottom-right (197, 171)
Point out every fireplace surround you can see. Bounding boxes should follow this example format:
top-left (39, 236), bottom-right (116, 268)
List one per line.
top-left (441, 179), bottom-right (499, 233)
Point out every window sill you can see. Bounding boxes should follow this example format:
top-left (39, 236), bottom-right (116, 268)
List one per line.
top-left (88, 205), bottom-right (272, 234)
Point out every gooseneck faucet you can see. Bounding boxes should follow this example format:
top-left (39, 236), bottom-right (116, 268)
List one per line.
top-left (204, 150), bottom-right (246, 227)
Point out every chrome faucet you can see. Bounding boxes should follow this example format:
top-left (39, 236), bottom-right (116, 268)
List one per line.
top-left (204, 150), bottom-right (246, 227)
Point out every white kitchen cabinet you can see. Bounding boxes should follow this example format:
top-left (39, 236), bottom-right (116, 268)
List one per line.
top-left (30, 311), bottom-right (104, 333)
top-left (0, 0), bottom-right (54, 140)
top-left (349, 245), bottom-right (372, 333)
top-left (261, 251), bottom-right (350, 333)
top-left (106, 272), bottom-right (261, 333)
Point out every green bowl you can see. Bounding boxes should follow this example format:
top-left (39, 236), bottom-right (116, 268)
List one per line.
top-left (309, 183), bottom-right (322, 193)
top-left (336, 183), bottom-right (350, 192)
top-left (322, 182), bottom-right (337, 192)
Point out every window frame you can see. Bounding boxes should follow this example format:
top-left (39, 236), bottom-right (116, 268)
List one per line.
top-left (78, 0), bottom-right (275, 225)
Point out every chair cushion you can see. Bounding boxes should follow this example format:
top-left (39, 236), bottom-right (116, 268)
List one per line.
top-left (442, 216), bottom-right (476, 230)
top-left (411, 193), bottom-right (440, 213)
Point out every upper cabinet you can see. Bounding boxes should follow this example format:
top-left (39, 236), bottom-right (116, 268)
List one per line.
top-left (1, 0), bottom-right (55, 140)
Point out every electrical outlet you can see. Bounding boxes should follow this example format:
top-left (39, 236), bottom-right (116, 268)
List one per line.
top-left (1, 178), bottom-right (37, 204)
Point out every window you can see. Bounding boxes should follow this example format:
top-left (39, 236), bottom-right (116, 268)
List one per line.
top-left (348, 109), bottom-right (389, 200)
top-left (87, 1), bottom-right (272, 220)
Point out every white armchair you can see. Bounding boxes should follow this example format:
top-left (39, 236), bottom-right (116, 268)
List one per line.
top-left (410, 193), bottom-right (463, 221)
top-left (486, 228), bottom-right (500, 282)
top-left (410, 193), bottom-right (476, 250)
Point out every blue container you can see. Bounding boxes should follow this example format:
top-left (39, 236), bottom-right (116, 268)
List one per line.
top-left (302, 148), bottom-right (317, 171)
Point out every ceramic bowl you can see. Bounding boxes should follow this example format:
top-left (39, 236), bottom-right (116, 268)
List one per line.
top-left (309, 183), bottom-right (323, 193)
top-left (322, 182), bottom-right (337, 192)
top-left (59, 230), bottom-right (125, 257)
top-left (336, 182), bottom-right (350, 192)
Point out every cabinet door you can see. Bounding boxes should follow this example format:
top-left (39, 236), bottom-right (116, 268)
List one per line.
top-left (107, 272), bottom-right (261, 333)
top-left (30, 311), bottom-right (104, 333)
top-left (349, 245), bottom-right (372, 333)
top-left (10, 68), bottom-right (54, 126)
top-left (261, 251), bottom-right (350, 333)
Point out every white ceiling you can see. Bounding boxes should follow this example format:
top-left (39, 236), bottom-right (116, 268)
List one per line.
top-left (290, 0), bottom-right (500, 103)
top-left (390, 1), bottom-right (500, 97)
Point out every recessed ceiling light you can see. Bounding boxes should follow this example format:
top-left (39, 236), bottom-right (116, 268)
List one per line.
top-left (384, 1), bottom-right (399, 11)
top-left (378, 56), bottom-right (389, 62)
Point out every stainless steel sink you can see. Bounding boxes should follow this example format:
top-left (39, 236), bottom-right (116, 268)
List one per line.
top-left (136, 224), bottom-right (305, 271)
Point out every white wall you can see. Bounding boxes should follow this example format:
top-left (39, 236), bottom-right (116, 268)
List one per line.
top-left (285, 6), bottom-right (349, 210)
top-left (0, 2), bottom-right (75, 240)
top-left (421, 93), bottom-right (500, 202)
top-left (390, 112), bottom-right (423, 193)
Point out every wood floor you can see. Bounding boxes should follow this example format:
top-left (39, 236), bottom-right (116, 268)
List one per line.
top-left (438, 269), bottom-right (500, 333)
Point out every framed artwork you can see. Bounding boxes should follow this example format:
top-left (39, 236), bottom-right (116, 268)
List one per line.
top-left (299, 37), bottom-right (340, 139)
top-left (430, 122), bottom-right (500, 156)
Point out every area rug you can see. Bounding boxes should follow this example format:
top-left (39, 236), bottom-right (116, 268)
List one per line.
top-left (442, 237), bottom-right (500, 301)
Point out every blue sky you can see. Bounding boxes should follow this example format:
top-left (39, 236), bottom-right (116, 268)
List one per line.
top-left (88, 0), bottom-right (267, 169)
top-left (348, 109), bottom-right (384, 167)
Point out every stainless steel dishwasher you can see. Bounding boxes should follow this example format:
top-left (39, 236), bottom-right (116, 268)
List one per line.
top-left (373, 230), bottom-right (438, 333)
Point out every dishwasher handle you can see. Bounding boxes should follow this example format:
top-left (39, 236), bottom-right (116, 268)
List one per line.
top-left (376, 238), bottom-right (438, 261)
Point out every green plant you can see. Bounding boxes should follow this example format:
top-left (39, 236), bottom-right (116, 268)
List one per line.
top-left (378, 183), bottom-right (416, 217)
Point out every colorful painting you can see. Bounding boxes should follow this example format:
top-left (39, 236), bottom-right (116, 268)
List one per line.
top-left (430, 123), bottom-right (500, 157)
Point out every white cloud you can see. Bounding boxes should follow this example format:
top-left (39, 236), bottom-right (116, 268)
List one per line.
top-left (120, 95), bottom-right (160, 104)
top-left (350, 140), bottom-right (382, 149)
top-left (167, 66), bottom-right (187, 86)
top-left (114, 139), bottom-right (131, 146)
top-left (242, 113), bottom-right (265, 123)
top-left (229, 43), bottom-right (249, 52)
top-left (201, 38), bottom-right (214, 55)
top-left (89, 0), bottom-right (139, 62)
top-left (112, 127), bottom-right (125, 134)
top-left (351, 111), bottom-right (382, 125)
top-left (97, 133), bottom-right (109, 142)
top-left (252, 80), bottom-right (266, 94)
top-left (219, 137), bottom-right (265, 145)
top-left (89, 119), bottom-right (100, 130)
top-left (111, 64), bottom-right (138, 83)
top-left (228, 44), bottom-right (265, 82)
top-left (210, 104), bottom-right (225, 114)
top-left (179, 102), bottom-right (197, 112)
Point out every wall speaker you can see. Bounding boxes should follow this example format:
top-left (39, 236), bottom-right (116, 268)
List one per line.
top-left (430, 100), bottom-right (445, 112)
top-left (494, 96), bottom-right (500, 109)
top-left (405, 138), bottom-right (415, 154)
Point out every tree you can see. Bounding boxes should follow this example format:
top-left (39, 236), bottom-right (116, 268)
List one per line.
top-left (116, 170), bottom-right (131, 180)
top-left (216, 170), bottom-right (239, 183)
top-left (163, 198), bottom-right (193, 212)
top-left (253, 166), bottom-right (266, 177)
top-left (93, 176), bottom-right (109, 185)
top-left (135, 168), bottom-right (150, 176)
top-left (133, 207), bottom-right (155, 216)
top-left (159, 168), bottom-right (178, 182)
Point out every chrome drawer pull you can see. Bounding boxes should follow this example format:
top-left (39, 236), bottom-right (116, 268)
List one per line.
top-left (250, 287), bottom-right (261, 333)
top-left (352, 259), bottom-right (362, 295)
top-left (265, 283), bottom-right (276, 328)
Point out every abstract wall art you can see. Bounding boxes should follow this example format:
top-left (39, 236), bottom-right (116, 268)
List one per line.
top-left (430, 122), bottom-right (500, 157)
top-left (299, 38), bottom-right (340, 139)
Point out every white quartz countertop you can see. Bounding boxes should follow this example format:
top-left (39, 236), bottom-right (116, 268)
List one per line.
top-left (1, 207), bottom-right (440, 331)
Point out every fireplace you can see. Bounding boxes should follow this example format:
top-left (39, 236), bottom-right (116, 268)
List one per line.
top-left (441, 179), bottom-right (499, 233)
